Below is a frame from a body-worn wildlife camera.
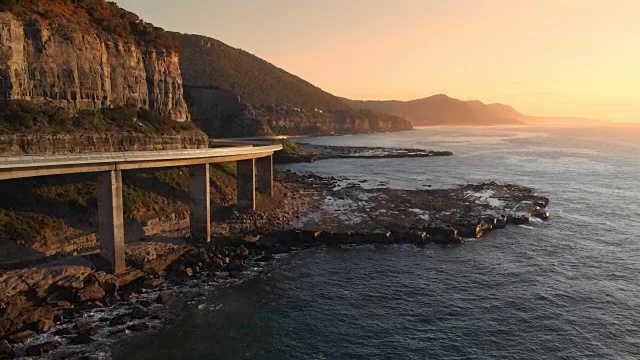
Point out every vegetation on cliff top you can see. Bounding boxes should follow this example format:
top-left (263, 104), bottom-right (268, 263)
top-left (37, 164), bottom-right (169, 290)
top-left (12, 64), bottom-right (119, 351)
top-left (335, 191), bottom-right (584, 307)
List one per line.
top-left (0, 0), bottom-right (178, 50)
top-left (0, 100), bottom-right (200, 135)
top-left (174, 32), bottom-right (413, 136)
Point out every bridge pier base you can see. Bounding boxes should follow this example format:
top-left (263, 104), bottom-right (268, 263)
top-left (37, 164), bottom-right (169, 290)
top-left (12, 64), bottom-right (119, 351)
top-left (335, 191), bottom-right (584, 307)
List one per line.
top-left (256, 155), bottom-right (273, 197)
top-left (237, 159), bottom-right (256, 210)
top-left (97, 170), bottom-right (126, 274)
top-left (189, 164), bottom-right (211, 243)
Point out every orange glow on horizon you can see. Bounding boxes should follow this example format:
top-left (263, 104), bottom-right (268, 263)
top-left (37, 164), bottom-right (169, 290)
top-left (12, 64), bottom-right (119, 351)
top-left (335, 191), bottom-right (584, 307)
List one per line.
top-left (117, 0), bottom-right (640, 122)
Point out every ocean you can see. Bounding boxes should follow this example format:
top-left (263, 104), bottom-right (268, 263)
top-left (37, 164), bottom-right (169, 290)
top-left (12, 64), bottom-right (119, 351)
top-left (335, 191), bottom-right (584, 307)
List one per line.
top-left (115, 126), bottom-right (640, 359)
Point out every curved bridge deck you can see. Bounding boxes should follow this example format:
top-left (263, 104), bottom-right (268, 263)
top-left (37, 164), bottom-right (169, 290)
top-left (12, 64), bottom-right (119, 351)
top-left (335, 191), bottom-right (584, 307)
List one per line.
top-left (0, 143), bottom-right (283, 273)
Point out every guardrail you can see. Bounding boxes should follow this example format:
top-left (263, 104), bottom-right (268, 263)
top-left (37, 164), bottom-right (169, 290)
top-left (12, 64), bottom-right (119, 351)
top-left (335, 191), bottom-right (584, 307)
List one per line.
top-left (0, 144), bottom-right (282, 169)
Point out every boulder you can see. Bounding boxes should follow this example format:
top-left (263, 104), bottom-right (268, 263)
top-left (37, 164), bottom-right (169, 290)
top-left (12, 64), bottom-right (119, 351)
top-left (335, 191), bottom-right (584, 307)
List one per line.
top-left (426, 226), bottom-right (459, 244)
top-left (108, 315), bottom-right (129, 327)
top-left (493, 215), bottom-right (508, 229)
top-left (225, 260), bottom-right (247, 272)
top-left (76, 284), bottom-right (106, 302)
top-left (53, 327), bottom-right (74, 336)
top-left (256, 254), bottom-right (275, 263)
top-left (401, 231), bottom-right (428, 245)
top-left (299, 230), bottom-right (321, 244)
top-left (237, 245), bottom-right (250, 260)
top-left (8, 330), bottom-right (34, 344)
top-left (533, 208), bottom-right (551, 220)
top-left (34, 319), bottom-right (54, 334)
top-left (155, 293), bottom-right (172, 305)
top-left (138, 300), bottom-right (153, 308)
top-left (126, 323), bottom-right (150, 332)
top-left (24, 341), bottom-right (61, 357)
top-left (69, 334), bottom-right (94, 345)
top-left (508, 215), bottom-right (531, 225)
top-left (0, 340), bottom-right (14, 359)
top-left (142, 277), bottom-right (165, 290)
top-left (129, 307), bottom-right (149, 320)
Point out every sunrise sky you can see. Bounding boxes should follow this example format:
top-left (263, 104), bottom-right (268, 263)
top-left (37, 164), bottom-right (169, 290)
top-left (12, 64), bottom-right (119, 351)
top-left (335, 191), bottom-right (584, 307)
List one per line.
top-left (116, 0), bottom-right (639, 122)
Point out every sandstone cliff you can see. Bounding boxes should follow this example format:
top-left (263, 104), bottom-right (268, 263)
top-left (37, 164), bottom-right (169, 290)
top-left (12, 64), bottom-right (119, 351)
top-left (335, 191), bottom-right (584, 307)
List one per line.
top-left (0, 12), bottom-right (189, 121)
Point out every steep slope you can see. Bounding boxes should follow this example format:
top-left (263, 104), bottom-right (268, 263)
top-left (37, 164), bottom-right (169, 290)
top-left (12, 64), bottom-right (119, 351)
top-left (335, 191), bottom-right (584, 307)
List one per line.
top-left (344, 94), bottom-right (525, 126)
top-left (0, 0), bottom-right (189, 121)
top-left (172, 32), bottom-right (413, 137)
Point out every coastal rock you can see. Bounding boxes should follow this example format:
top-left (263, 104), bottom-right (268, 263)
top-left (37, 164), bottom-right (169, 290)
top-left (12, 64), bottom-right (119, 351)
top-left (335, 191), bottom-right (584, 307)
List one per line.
top-left (0, 340), bottom-right (14, 359)
top-left (8, 330), bottom-right (34, 344)
top-left (69, 334), bottom-right (94, 345)
top-left (109, 315), bottom-right (129, 327)
top-left (129, 307), bottom-right (149, 320)
top-left (226, 260), bottom-right (247, 273)
top-left (155, 293), bottom-right (172, 305)
top-left (426, 226), bottom-right (460, 244)
top-left (76, 284), bottom-right (106, 303)
top-left (24, 341), bottom-right (61, 357)
top-left (127, 323), bottom-right (150, 332)
top-left (533, 208), bottom-right (551, 220)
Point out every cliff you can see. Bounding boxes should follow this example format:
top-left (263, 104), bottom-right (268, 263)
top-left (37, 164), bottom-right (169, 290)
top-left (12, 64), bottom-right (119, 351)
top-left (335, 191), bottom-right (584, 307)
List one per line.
top-left (0, 8), bottom-right (189, 121)
top-left (173, 32), bottom-right (413, 137)
top-left (344, 94), bottom-right (526, 127)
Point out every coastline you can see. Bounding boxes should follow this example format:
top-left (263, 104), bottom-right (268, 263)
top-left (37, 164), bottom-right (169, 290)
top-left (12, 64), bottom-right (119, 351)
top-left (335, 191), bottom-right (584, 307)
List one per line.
top-left (0, 143), bottom-right (551, 359)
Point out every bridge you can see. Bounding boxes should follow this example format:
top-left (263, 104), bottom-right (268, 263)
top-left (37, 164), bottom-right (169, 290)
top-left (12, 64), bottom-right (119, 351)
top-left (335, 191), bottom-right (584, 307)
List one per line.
top-left (0, 143), bottom-right (283, 274)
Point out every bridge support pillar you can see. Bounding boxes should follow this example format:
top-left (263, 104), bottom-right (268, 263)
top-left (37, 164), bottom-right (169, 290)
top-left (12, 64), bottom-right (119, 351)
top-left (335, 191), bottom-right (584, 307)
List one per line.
top-left (189, 164), bottom-right (211, 243)
top-left (237, 159), bottom-right (256, 210)
top-left (256, 155), bottom-right (273, 197)
top-left (97, 170), bottom-right (126, 274)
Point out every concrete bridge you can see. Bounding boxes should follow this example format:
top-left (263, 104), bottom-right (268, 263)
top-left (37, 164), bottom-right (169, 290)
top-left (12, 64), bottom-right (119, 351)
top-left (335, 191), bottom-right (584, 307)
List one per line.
top-left (0, 143), bottom-right (282, 274)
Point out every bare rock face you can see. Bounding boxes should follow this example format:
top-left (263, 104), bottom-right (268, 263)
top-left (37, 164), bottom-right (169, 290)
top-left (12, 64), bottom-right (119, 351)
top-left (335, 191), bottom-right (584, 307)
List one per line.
top-left (0, 12), bottom-right (189, 121)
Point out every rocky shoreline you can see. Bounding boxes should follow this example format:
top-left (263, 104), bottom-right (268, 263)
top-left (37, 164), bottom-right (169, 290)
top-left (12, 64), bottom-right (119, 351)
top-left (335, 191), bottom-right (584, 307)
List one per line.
top-left (0, 146), bottom-right (551, 359)
top-left (274, 142), bottom-right (453, 163)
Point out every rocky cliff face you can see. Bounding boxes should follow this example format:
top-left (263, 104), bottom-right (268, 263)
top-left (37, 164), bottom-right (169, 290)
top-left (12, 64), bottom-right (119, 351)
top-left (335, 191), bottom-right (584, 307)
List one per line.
top-left (0, 12), bottom-right (189, 121)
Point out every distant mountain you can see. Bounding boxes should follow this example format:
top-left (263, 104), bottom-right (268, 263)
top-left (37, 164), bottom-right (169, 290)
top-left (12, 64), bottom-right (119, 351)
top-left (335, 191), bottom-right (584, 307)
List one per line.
top-left (343, 94), bottom-right (525, 126)
top-left (171, 33), bottom-right (413, 137)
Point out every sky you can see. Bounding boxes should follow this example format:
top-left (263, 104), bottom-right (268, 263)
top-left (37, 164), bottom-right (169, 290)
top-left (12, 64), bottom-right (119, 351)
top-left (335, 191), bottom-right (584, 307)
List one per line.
top-left (116, 0), bottom-right (640, 122)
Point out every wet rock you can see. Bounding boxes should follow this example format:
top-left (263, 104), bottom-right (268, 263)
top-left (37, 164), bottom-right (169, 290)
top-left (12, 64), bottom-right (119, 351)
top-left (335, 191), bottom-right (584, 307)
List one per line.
top-left (76, 284), bottom-right (106, 302)
top-left (129, 307), bottom-right (149, 320)
top-left (401, 231), bottom-right (429, 245)
top-left (126, 323), bottom-right (150, 332)
top-left (73, 321), bottom-right (98, 336)
top-left (272, 244), bottom-right (290, 255)
top-left (52, 327), bottom-right (74, 336)
top-left (533, 208), bottom-right (551, 220)
top-left (138, 300), bottom-right (153, 308)
top-left (225, 260), bottom-right (247, 273)
top-left (493, 215), bottom-right (508, 229)
top-left (109, 315), bottom-right (129, 327)
top-left (366, 232), bottom-right (394, 244)
top-left (35, 319), bottom-right (54, 334)
top-left (0, 340), bottom-right (14, 359)
top-left (237, 245), bottom-right (250, 260)
top-left (299, 230), bottom-right (321, 244)
top-left (69, 333), bottom-right (94, 345)
top-left (25, 341), bottom-right (61, 357)
top-left (155, 293), bottom-right (171, 305)
top-left (508, 215), bottom-right (531, 225)
top-left (181, 267), bottom-right (194, 278)
top-left (8, 330), bottom-right (34, 344)
top-left (142, 277), bottom-right (165, 290)
top-left (426, 226), bottom-right (460, 244)
top-left (533, 198), bottom-right (550, 208)
top-left (256, 254), bottom-right (275, 263)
